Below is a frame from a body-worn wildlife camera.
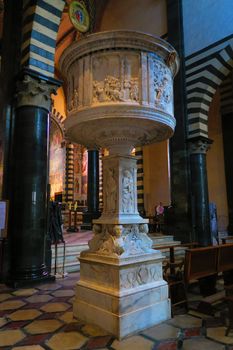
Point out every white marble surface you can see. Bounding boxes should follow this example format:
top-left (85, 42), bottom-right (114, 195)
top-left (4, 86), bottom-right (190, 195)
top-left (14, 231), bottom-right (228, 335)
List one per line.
top-left (60, 30), bottom-right (178, 339)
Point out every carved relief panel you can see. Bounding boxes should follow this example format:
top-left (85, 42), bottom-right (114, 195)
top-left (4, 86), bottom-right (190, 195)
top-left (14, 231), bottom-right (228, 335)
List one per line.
top-left (121, 167), bottom-right (136, 214)
top-left (92, 52), bottom-right (140, 104)
top-left (150, 56), bottom-right (173, 115)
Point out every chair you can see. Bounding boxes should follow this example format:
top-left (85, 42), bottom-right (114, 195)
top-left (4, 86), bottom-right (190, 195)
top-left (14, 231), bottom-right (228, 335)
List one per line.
top-left (225, 296), bottom-right (233, 336)
top-left (163, 259), bottom-right (188, 315)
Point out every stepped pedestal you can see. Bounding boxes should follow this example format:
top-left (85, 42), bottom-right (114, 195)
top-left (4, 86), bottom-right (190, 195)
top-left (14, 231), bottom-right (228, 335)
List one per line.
top-left (74, 252), bottom-right (170, 339)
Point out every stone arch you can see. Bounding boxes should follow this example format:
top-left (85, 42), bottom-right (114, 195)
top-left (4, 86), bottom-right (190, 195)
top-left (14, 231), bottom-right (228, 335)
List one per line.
top-left (21, 0), bottom-right (66, 78)
top-left (50, 107), bottom-right (66, 139)
top-left (186, 44), bottom-right (233, 139)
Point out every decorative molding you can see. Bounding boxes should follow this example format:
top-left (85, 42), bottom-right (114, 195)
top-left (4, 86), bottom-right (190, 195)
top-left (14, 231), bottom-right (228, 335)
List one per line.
top-left (188, 138), bottom-right (212, 154)
top-left (16, 75), bottom-right (58, 111)
top-left (120, 264), bottom-right (162, 289)
top-left (88, 223), bottom-right (154, 258)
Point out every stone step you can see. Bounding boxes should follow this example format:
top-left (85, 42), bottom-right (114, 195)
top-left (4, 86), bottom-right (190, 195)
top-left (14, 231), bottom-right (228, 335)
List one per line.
top-left (149, 234), bottom-right (177, 245)
top-left (51, 242), bottom-right (88, 273)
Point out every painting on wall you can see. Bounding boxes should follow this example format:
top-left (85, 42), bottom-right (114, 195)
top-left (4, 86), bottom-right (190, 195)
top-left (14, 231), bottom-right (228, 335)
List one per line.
top-left (49, 124), bottom-right (64, 200)
top-left (82, 149), bottom-right (88, 197)
top-left (73, 144), bottom-right (82, 200)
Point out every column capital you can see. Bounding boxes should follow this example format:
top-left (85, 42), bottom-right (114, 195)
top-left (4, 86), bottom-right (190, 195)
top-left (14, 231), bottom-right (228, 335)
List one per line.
top-left (15, 69), bottom-right (62, 111)
top-left (188, 136), bottom-right (213, 155)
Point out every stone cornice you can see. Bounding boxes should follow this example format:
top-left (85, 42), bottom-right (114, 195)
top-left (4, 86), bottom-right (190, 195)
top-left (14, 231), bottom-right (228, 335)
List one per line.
top-left (59, 30), bottom-right (179, 77)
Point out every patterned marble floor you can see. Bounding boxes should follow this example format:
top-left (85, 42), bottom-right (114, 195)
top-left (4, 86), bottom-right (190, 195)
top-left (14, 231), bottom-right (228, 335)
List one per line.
top-left (0, 272), bottom-right (233, 350)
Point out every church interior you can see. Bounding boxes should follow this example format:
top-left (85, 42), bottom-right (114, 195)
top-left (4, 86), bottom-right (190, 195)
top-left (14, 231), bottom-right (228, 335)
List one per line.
top-left (0, 0), bottom-right (233, 348)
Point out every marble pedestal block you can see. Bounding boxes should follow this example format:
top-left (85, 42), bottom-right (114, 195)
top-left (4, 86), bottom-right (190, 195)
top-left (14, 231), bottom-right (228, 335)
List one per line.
top-left (73, 252), bottom-right (171, 339)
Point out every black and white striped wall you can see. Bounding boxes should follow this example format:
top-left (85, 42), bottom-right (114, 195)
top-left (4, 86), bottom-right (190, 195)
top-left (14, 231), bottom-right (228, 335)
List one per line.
top-left (185, 34), bottom-right (233, 139)
top-left (21, 0), bottom-right (65, 77)
top-left (135, 147), bottom-right (145, 214)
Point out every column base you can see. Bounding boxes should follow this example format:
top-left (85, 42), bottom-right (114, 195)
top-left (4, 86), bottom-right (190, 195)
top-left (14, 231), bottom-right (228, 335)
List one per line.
top-left (6, 264), bottom-right (55, 288)
top-left (73, 252), bottom-right (171, 339)
top-left (6, 274), bottom-right (55, 288)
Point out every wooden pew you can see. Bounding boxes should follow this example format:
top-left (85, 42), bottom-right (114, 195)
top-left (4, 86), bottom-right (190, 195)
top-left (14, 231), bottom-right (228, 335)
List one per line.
top-left (184, 243), bottom-right (233, 315)
top-left (184, 245), bottom-right (218, 284)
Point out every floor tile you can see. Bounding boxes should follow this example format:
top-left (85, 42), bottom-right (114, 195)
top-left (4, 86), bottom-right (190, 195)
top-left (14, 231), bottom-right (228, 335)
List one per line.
top-left (184, 327), bottom-right (201, 337)
top-left (12, 346), bottom-right (45, 350)
top-left (24, 319), bottom-right (63, 335)
top-left (4, 320), bottom-right (29, 329)
top-left (62, 321), bottom-right (83, 332)
top-left (13, 289), bottom-right (38, 297)
top-left (0, 293), bottom-right (13, 302)
top-left (36, 283), bottom-right (61, 291)
top-left (86, 335), bottom-right (113, 349)
top-left (46, 331), bottom-right (88, 350)
top-left (26, 295), bottom-right (53, 303)
top-left (0, 316), bottom-right (8, 328)
top-left (16, 333), bottom-right (51, 346)
top-left (183, 337), bottom-right (225, 349)
top-left (112, 335), bottom-right (154, 350)
top-left (0, 299), bottom-right (25, 310)
top-left (58, 311), bottom-right (74, 323)
top-left (156, 341), bottom-right (177, 350)
top-left (207, 326), bottom-right (233, 344)
top-left (8, 309), bottom-right (42, 321)
top-left (81, 324), bottom-right (110, 337)
top-left (0, 329), bottom-right (26, 346)
top-left (52, 289), bottom-right (74, 297)
top-left (142, 323), bottom-right (179, 341)
top-left (167, 314), bottom-right (202, 328)
top-left (40, 302), bottom-right (70, 313)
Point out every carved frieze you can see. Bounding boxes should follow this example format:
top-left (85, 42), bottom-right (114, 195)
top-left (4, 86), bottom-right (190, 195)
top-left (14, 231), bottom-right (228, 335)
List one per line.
top-left (92, 54), bottom-right (139, 105)
top-left (87, 223), bottom-right (154, 258)
top-left (120, 264), bottom-right (163, 289)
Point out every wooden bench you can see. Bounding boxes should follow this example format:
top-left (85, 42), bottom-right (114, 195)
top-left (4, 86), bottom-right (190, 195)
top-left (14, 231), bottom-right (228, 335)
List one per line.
top-left (184, 243), bottom-right (233, 315)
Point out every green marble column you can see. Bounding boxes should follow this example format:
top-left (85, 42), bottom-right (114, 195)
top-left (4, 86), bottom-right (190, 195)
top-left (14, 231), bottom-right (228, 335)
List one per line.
top-left (167, 0), bottom-right (191, 241)
top-left (222, 113), bottom-right (233, 233)
top-left (189, 137), bottom-right (212, 246)
top-left (6, 71), bottom-right (60, 287)
top-left (82, 150), bottom-right (100, 229)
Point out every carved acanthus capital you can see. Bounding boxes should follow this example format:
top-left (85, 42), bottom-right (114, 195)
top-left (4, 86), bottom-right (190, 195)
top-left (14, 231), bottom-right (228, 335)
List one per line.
top-left (188, 137), bottom-right (212, 155)
top-left (16, 75), bottom-right (58, 111)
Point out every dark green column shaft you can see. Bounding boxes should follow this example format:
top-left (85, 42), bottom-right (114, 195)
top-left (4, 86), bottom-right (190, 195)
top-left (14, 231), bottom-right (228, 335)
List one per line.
top-left (82, 150), bottom-right (100, 227)
top-left (189, 138), bottom-right (212, 246)
top-left (167, 0), bottom-right (191, 241)
top-left (222, 114), bottom-right (233, 233)
top-left (7, 72), bottom-right (59, 286)
top-left (8, 106), bottom-right (49, 282)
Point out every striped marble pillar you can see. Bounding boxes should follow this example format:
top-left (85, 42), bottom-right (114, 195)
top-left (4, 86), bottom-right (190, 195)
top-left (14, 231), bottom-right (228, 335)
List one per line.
top-left (99, 150), bottom-right (104, 211)
top-left (135, 147), bottom-right (145, 216)
top-left (64, 142), bottom-right (74, 203)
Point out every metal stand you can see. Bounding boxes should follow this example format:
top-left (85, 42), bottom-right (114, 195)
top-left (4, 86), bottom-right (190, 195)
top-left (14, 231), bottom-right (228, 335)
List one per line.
top-left (54, 240), bottom-right (68, 279)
